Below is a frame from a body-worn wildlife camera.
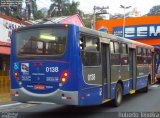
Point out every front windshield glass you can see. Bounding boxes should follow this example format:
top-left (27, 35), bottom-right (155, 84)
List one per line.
top-left (15, 28), bottom-right (67, 56)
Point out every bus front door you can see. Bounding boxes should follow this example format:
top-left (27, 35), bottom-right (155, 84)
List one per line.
top-left (101, 43), bottom-right (111, 102)
top-left (129, 48), bottom-right (136, 91)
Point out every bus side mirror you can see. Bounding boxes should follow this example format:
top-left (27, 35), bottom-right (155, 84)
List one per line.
top-left (80, 36), bottom-right (85, 50)
top-left (96, 39), bottom-right (100, 51)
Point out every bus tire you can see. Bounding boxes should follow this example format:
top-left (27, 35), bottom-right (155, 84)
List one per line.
top-left (112, 83), bottom-right (123, 107)
top-left (148, 75), bottom-right (151, 85)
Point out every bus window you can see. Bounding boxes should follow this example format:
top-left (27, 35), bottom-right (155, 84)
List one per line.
top-left (85, 37), bottom-right (98, 51)
top-left (16, 28), bottom-right (67, 56)
top-left (136, 47), bottom-right (143, 64)
top-left (114, 42), bottom-right (120, 53)
top-left (147, 49), bottom-right (151, 56)
top-left (121, 43), bottom-right (128, 65)
top-left (137, 47), bottom-right (142, 55)
top-left (112, 54), bottom-right (120, 65)
top-left (111, 41), bottom-right (120, 65)
top-left (36, 41), bottom-right (43, 53)
top-left (147, 49), bottom-right (152, 64)
top-left (121, 43), bottom-right (128, 54)
top-left (80, 34), bottom-right (100, 67)
top-left (156, 54), bottom-right (160, 62)
top-left (110, 41), bottom-right (114, 53)
top-left (143, 48), bottom-right (147, 64)
top-left (79, 35), bottom-right (85, 50)
top-left (81, 51), bottom-right (100, 66)
top-left (142, 48), bottom-right (146, 56)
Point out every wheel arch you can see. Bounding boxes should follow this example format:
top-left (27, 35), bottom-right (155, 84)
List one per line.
top-left (117, 80), bottom-right (124, 93)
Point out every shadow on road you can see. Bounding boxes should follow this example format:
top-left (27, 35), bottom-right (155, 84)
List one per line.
top-left (19, 89), bottom-right (154, 118)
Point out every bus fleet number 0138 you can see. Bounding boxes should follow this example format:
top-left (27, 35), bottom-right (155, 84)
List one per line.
top-left (46, 67), bottom-right (59, 72)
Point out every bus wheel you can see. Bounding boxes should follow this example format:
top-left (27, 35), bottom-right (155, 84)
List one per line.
top-left (112, 83), bottom-right (123, 107)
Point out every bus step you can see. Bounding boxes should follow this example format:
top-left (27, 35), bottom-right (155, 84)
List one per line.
top-left (129, 90), bottom-right (135, 94)
top-left (102, 99), bottom-right (111, 104)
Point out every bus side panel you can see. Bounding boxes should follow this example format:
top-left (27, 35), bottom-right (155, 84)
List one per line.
top-left (136, 65), bottom-right (150, 90)
top-left (121, 65), bottom-right (131, 95)
top-left (110, 83), bottom-right (116, 99)
top-left (10, 31), bottom-right (20, 89)
top-left (78, 67), bottom-right (102, 106)
top-left (79, 87), bottom-right (102, 106)
top-left (155, 48), bottom-right (160, 80)
top-left (60, 25), bottom-right (79, 91)
top-left (122, 80), bottom-right (131, 95)
top-left (110, 79), bottom-right (135, 99)
top-left (110, 65), bottom-right (131, 97)
top-left (110, 66), bottom-right (120, 100)
top-left (156, 62), bottom-right (160, 79)
top-left (136, 76), bottom-right (148, 90)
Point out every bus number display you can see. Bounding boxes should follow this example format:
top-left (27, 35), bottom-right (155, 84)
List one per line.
top-left (46, 67), bottom-right (59, 72)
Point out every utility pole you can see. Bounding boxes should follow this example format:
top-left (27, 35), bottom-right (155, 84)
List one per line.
top-left (93, 6), bottom-right (109, 30)
top-left (120, 5), bottom-right (131, 37)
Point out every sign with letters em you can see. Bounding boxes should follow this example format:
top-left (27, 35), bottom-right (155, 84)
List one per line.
top-left (113, 24), bottom-right (160, 39)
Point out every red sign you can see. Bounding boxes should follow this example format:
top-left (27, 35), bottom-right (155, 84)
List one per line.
top-left (34, 85), bottom-right (45, 90)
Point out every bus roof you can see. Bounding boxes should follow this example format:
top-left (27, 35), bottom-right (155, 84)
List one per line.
top-left (79, 26), bottom-right (154, 51)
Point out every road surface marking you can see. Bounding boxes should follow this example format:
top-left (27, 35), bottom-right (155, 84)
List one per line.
top-left (152, 84), bottom-right (160, 87)
top-left (0, 103), bottom-right (22, 108)
top-left (0, 103), bottom-right (37, 112)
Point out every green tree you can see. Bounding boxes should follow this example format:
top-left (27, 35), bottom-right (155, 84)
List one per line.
top-left (67, 1), bottom-right (81, 15)
top-left (147, 5), bottom-right (160, 16)
top-left (81, 13), bottom-right (104, 28)
top-left (30, 0), bottom-right (44, 19)
top-left (81, 13), bottom-right (92, 28)
top-left (48, 0), bottom-right (81, 17)
top-left (48, 0), bottom-right (69, 17)
top-left (31, 0), bottom-right (37, 16)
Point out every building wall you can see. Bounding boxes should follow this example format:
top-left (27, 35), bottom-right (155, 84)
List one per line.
top-left (96, 16), bottom-right (160, 45)
top-left (0, 14), bottom-right (29, 47)
top-left (0, 54), bottom-right (10, 103)
top-left (0, 14), bottom-right (29, 103)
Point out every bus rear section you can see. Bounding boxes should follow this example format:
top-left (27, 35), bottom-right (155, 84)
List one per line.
top-left (10, 24), bottom-right (79, 105)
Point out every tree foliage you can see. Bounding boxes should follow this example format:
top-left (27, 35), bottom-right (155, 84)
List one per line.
top-left (30, 0), bottom-right (44, 19)
top-left (147, 5), bottom-right (160, 16)
top-left (48, 0), bottom-right (81, 17)
top-left (81, 13), bottom-right (93, 28)
top-left (0, 0), bottom-right (104, 28)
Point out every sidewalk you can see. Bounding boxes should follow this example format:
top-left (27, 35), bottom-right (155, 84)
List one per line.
top-left (0, 100), bottom-right (17, 106)
top-left (0, 93), bottom-right (11, 104)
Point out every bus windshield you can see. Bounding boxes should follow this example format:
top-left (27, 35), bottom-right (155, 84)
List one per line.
top-left (15, 28), bottom-right (67, 57)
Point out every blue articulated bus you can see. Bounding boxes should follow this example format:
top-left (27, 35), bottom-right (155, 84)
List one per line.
top-left (154, 46), bottom-right (160, 82)
top-left (10, 24), bottom-right (155, 106)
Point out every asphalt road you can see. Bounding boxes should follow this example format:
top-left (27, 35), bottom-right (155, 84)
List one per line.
top-left (1, 84), bottom-right (160, 118)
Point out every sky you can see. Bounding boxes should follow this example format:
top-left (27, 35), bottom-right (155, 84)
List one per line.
top-left (37, 0), bottom-right (160, 15)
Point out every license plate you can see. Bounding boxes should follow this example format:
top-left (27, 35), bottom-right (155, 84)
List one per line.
top-left (34, 85), bottom-right (45, 90)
